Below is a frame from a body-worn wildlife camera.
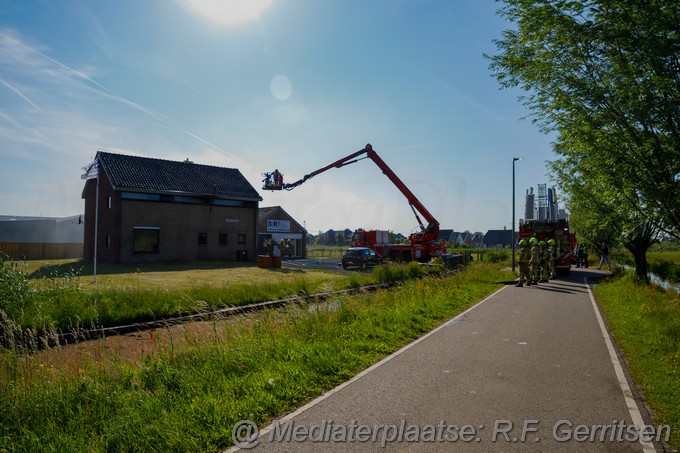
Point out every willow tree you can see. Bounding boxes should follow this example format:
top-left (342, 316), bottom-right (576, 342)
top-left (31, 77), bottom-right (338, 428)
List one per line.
top-left (552, 154), bottom-right (661, 279)
top-left (488, 0), bottom-right (680, 239)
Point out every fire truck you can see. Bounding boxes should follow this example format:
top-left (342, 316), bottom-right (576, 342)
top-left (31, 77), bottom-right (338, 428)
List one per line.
top-left (518, 218), bottom-right (575, 275)
top-left (262, 144), bottom-right (446, 262)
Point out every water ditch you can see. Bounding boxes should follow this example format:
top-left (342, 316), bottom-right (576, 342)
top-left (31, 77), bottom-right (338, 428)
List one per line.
top-left (618, 264), bottom-right (680, 293)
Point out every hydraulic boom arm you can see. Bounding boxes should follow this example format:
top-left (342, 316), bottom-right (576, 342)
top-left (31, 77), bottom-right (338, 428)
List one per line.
top-left (262, 144), bottom-right (439, 235)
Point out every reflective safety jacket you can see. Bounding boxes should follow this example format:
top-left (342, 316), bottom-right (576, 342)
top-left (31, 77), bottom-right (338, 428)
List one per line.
top-left (530, 245), bottom-right (540, 264)
top-left (518, 245), bottom-right (531, 263)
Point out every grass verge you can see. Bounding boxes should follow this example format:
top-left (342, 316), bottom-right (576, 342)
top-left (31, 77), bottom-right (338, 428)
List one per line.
top-left (594, 272), bottom-right (680, 450)
top-left (2, 258), bottom-right (395, 344)
top-left (0, 263), bottom-right (508, 452)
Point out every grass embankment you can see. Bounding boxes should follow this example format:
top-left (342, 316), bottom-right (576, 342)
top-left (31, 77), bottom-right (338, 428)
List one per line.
top-left (0, 263), bottom-right (508, 452)
top-left (594, 273), bottom-right (680, 450)
top-left (2, 259), bottom-right (381, 345)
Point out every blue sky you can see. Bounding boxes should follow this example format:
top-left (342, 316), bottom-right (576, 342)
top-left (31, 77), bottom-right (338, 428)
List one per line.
top-left (0, 0), bottom-right (556, 235)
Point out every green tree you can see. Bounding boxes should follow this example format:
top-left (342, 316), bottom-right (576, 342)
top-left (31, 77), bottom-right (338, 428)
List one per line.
top-left (488, 0), bottom-right (680, 239)
top-left (552, 157), bottom-right (661, 278)
top-left (336, 232), bottom-right (346, 247)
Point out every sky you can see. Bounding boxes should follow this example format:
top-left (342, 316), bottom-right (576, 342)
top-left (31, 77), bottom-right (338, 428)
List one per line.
top-left (0, 0), bottom-right (558, 236)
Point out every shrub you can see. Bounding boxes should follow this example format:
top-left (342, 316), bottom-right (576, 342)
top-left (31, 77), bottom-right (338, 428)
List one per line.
top-left (0, 254), bottom-right (31, 315)
top-left (485, 250), bottom-right (509, 264)
top-left (407, 261), bottom-right (424, 278)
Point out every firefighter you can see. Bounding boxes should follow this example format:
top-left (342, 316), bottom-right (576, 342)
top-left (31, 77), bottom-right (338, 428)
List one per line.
top-left (539, 240), bottom-right (549, 282)
top-left (529, 237), bottom-right (540, 285)
top-left (516, 239), bottom-right (531, 287)
top-left (262, 172), bottom-right (273, 188)
top-left (272, 169), bottom-right (283, 187)
top-left (580, 243), bottom-right (589, 268)
top-left (547, 239), bottom-right (557, 279)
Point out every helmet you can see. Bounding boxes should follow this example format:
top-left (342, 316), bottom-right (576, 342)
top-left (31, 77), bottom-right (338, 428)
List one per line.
top-left (519, 239), bottom-right (527, 246)
top-left (548, 239), bottom-right (555, 245)
top-left (529, 237), bottom-right (538, 244)
top-left (539, 240), bottom-right (546, 246)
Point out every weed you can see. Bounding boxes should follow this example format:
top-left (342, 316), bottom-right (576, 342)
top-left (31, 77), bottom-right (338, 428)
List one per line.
top-left (0, 254), bottom-right (32, 316)
top-left (484, 249), bottom-right (510, 264)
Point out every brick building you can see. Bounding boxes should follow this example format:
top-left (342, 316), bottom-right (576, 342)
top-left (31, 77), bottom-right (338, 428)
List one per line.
top-left (82, 152), bottom-right (261, 264)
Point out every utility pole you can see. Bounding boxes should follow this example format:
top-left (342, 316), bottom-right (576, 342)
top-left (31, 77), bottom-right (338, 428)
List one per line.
top-left (512, 157), bottom-right (524, 273)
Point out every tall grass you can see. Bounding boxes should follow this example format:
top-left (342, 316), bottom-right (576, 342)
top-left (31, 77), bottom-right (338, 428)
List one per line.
top-left (594, 272), bottom-right (680, 450)
top-left (1, 258), bottom-right (450, 350)
top-left (0, 263), bottom-right (506, 452)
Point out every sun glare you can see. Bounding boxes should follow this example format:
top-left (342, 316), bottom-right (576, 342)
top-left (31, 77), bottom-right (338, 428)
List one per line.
top-left (187, 0), bottom-right (273, 27)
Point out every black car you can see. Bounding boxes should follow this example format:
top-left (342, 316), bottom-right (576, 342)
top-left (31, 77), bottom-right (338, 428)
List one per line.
top-left (341, 247), bottom-right (382, 270)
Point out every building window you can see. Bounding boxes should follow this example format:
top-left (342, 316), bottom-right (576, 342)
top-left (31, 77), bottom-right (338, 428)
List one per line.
top-left (237, 233), bottom-right (246, 245)
top-left (107, 196), bottom-right (112, 209)
top-left (133, 227), bottom-right (160, 253)
top-left (121, 192), bottom-right (161, 201)
top-left (213, 199), bottom-right (244, 207)
top-left (105, 235), bottom-right (111, 249)
top-left (219, 233), bottom-right (228, 245)
top-left (198, 233), bottom-right (207, 245)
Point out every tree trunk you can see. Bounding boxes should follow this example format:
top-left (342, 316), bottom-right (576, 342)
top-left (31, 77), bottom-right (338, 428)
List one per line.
top-left (630, 245), bottom-right (649, 281)
top-left (624, 237), bottom-right (651, 282)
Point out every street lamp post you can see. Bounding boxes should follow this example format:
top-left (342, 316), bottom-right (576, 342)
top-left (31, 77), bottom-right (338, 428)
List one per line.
top-left (512, 157), bottom-right (524, 273)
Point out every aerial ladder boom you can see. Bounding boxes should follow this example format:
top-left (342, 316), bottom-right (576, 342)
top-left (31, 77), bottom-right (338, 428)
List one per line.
top-left (262, 144), bottom-right (439, 236)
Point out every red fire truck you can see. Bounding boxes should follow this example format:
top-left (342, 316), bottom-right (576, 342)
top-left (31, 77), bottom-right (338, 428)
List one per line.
top-left (518, 218), bottom-right (575, 275)
top-left (262, 144), bottom-right (446, 262)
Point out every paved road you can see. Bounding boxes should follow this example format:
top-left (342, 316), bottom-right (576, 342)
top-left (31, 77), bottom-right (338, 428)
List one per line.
top-left (233, 269), bottom-right (661, 452)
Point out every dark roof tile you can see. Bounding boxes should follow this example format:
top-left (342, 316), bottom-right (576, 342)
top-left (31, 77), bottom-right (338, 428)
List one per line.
top-left (97, 152), bottom-right (261, 200)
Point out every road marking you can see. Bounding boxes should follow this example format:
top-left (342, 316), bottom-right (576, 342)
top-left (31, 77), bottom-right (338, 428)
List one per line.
top-left (225, 285), bottom-right (508, 452)
top-left (584, 277), bottom-right (657, 453)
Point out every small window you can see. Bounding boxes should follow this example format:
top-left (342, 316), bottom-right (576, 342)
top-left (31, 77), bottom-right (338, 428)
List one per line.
top-left (107, 196), bottom-right (112, 209)
top-left (198, 233), bottom-right (207, 245)
top-left (237, 233), bottom-right (246, 245)
top-left (133, 227), bottom-right (160, 253)
top-left (105, 235), bottom-right (111, 249)
top-left (219, 233), bottom-right (228, 245)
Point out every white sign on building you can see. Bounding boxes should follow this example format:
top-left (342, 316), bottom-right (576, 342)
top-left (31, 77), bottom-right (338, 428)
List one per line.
top-left (267, 219), bottom-right (290, 232)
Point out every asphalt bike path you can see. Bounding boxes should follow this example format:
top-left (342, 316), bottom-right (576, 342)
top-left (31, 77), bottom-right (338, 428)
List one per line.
top-left (231, 268), bottom-right (661, 452)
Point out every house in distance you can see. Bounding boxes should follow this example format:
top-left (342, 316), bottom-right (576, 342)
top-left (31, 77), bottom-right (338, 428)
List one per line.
top-left (82, 152), bottom-right (262, 264)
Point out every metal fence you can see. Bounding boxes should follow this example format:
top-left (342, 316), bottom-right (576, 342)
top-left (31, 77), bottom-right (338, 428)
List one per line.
top-left (0, 243), bottom-right (83, 260)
